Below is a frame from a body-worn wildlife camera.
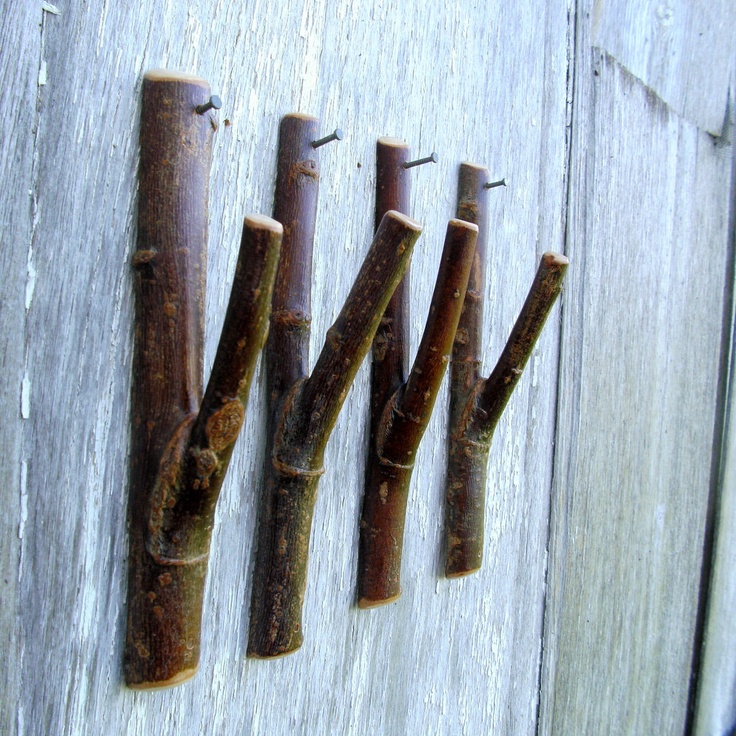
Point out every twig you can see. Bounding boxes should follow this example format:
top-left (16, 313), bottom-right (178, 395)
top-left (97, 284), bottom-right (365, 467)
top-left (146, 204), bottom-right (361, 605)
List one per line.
top-left (445, 166), bottom-right (568, 577)
top-left (357, 218), bottom-right (477, 606)
top-left (247, 117), bottom-right (423, 658)
top-left (125, 71), bottom-right (282, 689)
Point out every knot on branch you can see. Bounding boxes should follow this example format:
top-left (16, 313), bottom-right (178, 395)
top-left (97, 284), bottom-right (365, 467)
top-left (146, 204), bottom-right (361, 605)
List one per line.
top-left (205, 399), bottom-right (244, 452)
top-left (271, 309), bottom-right (312, 328)
top-left (290, 159), bottom-right (319, 184)
top-left (189, 447), bottom-right (218, 490)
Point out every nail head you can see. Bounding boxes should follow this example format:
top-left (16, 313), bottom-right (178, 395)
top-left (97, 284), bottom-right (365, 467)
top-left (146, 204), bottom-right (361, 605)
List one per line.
top-left (484, 178), bottom-right (507, 189)
top-left (196, 95), bottom-right (222, 115)
top-left (312, 128), bottom-right (344, 148)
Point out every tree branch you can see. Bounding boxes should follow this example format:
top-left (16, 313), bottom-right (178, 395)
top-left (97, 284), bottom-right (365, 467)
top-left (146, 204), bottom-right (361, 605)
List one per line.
top-left (125, 71), bottom-right (281, 689)
top-left (248, 199), bottom-right (422, 654)
top-left (445, 248), bottom-right (568, 578)
top-left (146, 215), bottom-right (283, 564)
top-left (357, 218), bottom-right (477, 606)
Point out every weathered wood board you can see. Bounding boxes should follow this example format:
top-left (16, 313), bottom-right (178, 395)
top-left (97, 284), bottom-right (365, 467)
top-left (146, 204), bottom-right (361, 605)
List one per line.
top-left (538, 39), bottom-right (734, 736)
top-left (0, 1), bottom-right (733, 735)
top-left (592, 0), bottom-right (736, 135)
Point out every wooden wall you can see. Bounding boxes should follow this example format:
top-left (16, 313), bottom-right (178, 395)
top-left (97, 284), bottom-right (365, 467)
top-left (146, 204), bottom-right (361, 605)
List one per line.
top-left (1, 1), bottom-right (733, 733)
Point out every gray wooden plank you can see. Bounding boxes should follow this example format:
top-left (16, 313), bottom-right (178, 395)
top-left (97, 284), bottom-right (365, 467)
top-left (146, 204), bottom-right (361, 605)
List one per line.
top-left (592, 0), bottom-right (736, 135)
top-left (538, 43), bottom-right (734, 735)
top-left (8, 1), bottom-right (570, 734)
top-left (0, 4), bottom-right (44, 735)
top-left (693, 148), bottom-right (736, 736)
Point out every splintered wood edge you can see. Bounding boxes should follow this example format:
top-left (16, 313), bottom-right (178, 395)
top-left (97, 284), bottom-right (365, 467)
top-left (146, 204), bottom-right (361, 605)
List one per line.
top-left (244, 214), bottom-right (283, 233)
top-left (357, 593), bottom-right (401, 609)
top-left (378, 136), bottom-right (409, 148)
top-left (127, 667), bottom-right (198, 691)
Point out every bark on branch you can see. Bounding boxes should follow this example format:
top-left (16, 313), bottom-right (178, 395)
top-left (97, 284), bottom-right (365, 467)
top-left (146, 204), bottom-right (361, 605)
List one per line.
top-left (445, 164), bottom-right (568, 577)
top-left (125, 72), bottom-right (282, 689)
top-left (356, 139), bottom-right (477, 606)
top-left (247, 118), bottom-right (422, 657)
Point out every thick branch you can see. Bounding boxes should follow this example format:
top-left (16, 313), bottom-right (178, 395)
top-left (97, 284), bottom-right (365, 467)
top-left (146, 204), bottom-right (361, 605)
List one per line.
top-left (268, 113), bottom-right (319, 400)
top-left (248, 210), bottom-right (422, 657)
top-left (445, 251), bottom-right (569, 577)
top-left (357, 219), bottom-right (477, 606)
top-left (126, 70), bottom-right (213, 689)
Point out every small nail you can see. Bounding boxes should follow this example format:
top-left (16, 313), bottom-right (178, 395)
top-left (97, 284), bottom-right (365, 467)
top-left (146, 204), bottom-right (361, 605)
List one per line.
top-left (403, 152), bottom-right (438, 169)
top-left (484, 178), bottom-right (507, 189)
top-left (196, 95), bottom-right (222, 115)
top-left (312, 129), bottom-right (344, 148)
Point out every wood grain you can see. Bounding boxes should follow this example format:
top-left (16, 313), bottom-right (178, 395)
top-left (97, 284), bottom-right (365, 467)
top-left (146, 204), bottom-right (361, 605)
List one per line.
top-left (0, 8), bottom-right (40, 736)
top-left (538, 47), bottom-right (734, 735)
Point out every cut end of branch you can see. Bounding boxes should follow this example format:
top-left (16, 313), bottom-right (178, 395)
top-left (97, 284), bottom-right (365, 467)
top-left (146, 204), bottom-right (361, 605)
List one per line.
top-left (459, 161), bottom-right (490, 175)
top-left (144, 69), bottom-right (210, 86)
top-left (447, 218), bottom-right (479, 234)
top-left (377, 136), bottom-right (409, 149)
top-left (244, 214), bottom-right (283, 234)
top-left (283, 111), bottom-right (319, 123)
top-left (382, 209), bottom-right (422, 234)
top-left (127, 666), bottom-right (198, 690)
top-left (358, 593), bottom-right (401, 609)
top-left (445, 565), bottom-right (481, 579)
top-left (247, 646), bottom-right (302, 660)
top-left (541, 251), bottom-right (569, 268)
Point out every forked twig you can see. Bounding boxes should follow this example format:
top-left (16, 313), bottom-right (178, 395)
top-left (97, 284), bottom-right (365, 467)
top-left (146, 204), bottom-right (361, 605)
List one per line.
top-left (125, 71), bottom-right (282, 689)
top-left (445, 163), bottom-right (568, 577)
top-left (247, 116), bottom-right (423, 657)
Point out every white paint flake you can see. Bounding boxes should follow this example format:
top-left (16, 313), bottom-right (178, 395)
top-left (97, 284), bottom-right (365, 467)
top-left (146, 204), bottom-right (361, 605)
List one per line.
top-left (21, 376), bottom-right (31, 419)
top-left (19, 460), bottom-right (28, 539)
top-left (25, 245), bottom-right (37, 310)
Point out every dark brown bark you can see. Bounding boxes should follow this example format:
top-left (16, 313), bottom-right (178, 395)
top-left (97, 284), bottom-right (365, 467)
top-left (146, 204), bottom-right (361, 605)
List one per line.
top-left (247, 115), bottom-right (422, 656)
top-left (358, 219), bottom-right (478, 606)
top-left (445, 229), bottom-right (568, 578)
top-left (248, 211), bottom-right (421, 656)
top-left (450, 164), bottom-right (490, 431)
top-left (126, 72), bottom-right (282, 689)
top-left (370, 137), bottom-right (412, 423)
top-left (356, 142), bottom-right (478, 606)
